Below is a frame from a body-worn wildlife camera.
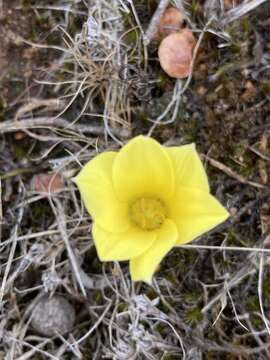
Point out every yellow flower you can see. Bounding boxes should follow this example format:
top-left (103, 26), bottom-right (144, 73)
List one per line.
top-left (74, 136), bottom-right (229, 283)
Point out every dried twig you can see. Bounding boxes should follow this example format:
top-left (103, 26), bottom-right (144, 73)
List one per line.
top-left (15, 98), bottom-right (66, 121)
top-left (202, 154), bottom-right (265, 189)
top-left (222, 0), bottom-right (268, 24)
top-left (258, 253), bottom-right (270, 335)
top-left (0, 117), bottom-right (129, 138)
top-left (201, 260), bottom-right (256, 313)
top-left (179, 244), bottom-right (270, 255)
top-left (52, 198), bottom-right (87, 297)
top-left (143, 0), bottom-right (170, 45)
top-left (0, 200), bottom-right (24, 304)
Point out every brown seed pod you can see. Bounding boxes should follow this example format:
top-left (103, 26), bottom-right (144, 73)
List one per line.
top-left (180, 28), bottom-right (196, 46)
top-left (14, 131), bottom-right (26, 140)
top-left (157, 7), bottom-right (184, 40)
top-left (224, 0), bottom-right (242, 9)
top-left (158, 29), bottom-right (196, 79)
top-left (32, 173), bottom-right (64, 193)
top-left (31, 295), bottom-right (75, 336)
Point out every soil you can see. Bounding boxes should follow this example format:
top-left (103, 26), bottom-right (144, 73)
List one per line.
top-left (1, 1), bottom-right (270, 359)
top-left (0, 0), bottom-right (52, 115)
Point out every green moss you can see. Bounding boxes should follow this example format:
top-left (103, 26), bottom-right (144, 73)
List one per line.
top-left (0, 95), bottom-right (7, 119)
top-left (94, 291), bottom-right (103, 304)
top-left (155, 72), bottom-right (170, 89)
top-left (261, 80), bottom-right (270, 94)
top-left (246, 296), bottom-right (260, 312)
top-left (162, 356), bottom-right (181, 360)
top-left (190, 0), bottom-right (202, 17)
top-left (184, 307), bottom-right (203, 325)
top-left (21, 0), bottom-right (33, 7)
top-left (124, 29), bottom-right (138, 45)
top-left (263, 279), bottom-right (270, 297)
top-left (118, 302), bottom-right (128, 312)
top-left (183, 292), bottom-right (201, 305)
top-left (32, 203), bottom-right (46, 219)
top-left (241, 18), bottom-right (252, 36)
top-left (250, 314), bottom-right (264, 328)
top-left (226, 229), bottom-right (238, 244)
top-left (14, 144), bottom-right (28, 160)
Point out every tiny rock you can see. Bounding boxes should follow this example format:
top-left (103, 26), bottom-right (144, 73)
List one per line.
top-left (14, 131), bottom-right (26, 140)
top-left (229, 207), bottom-right (238, 216)
top-left (197, 85), bottom-right (207, 96)
top-left (31, 295), bottom-right (75, 336)
top-left (241, 81), bottom-right (256, 102)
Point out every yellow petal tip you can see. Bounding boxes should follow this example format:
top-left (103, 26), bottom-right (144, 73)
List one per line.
top-left (223, 207), bottom-right (230, 221)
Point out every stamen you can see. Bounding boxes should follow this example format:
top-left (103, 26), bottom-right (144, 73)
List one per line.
top-left (130, 197), bottom-right (166, 231)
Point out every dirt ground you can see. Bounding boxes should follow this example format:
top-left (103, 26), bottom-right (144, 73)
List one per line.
top-left (0, 0), bottom-right (270, 359)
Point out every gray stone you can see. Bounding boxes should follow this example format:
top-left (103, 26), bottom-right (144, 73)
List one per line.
top-left (31, 295), bottom-right (75, 336)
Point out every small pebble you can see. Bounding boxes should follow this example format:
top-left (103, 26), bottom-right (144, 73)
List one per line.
top-left (31, 295), bottom-right (75, 336)
top-left (197, 85), bottom-right (207, 96)
top-left (229, 207), bottom-right (238, 216)
top-left (14, 131), bottom-right (26, 140)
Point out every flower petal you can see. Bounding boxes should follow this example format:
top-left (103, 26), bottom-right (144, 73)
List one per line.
top-left (113, 136), bottom-right (174, 202)
top-left (74, 152), bottom-right (130, 232)
top-left (129, 219), bottom-right (178, 283)
top-left (166, 144), bottom-right (209, 192)
top-left (92, 223), bottom-right (156, 261)
top-left (169, 187), bottom-right (229, 244)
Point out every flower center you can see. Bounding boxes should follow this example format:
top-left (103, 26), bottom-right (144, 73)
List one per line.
top-left (129, 197), bottom-right (166, 231)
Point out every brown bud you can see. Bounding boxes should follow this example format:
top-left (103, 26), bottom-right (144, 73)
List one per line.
top-left (14, 131), bottom-right (26, 140)
top-left (158, 29), bottom-right (196, 79)
top-left (157, 7), bottom-right (184, 40)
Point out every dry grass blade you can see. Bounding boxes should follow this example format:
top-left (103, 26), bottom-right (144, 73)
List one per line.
top-left (0, 204), bottom-right (24, 305)
top-left (51, 198), bottom-right (87, 297)
top-left (15, 98), bottom-right (66, 121)
top-left (222, 0), bottom-right (268, 24)
top-left (143, 0), bottom-right (170, 45)
top-left (258, 253), bottom-right (270, 335)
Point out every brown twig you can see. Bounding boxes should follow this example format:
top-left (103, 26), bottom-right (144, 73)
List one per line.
top-left (143, 0), bottom-right (170, 45)
top-left (202, 154), bottom-right (265, 189)
top-left (0, 117), bottom-right (129, 138)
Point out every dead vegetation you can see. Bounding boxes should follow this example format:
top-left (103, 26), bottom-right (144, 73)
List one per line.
top-left (0, 0), bottom-right (270, 359)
